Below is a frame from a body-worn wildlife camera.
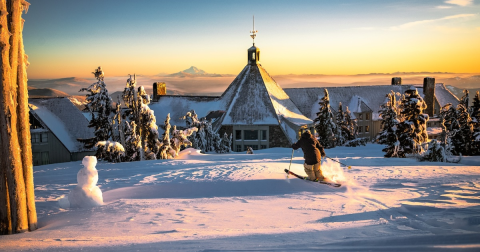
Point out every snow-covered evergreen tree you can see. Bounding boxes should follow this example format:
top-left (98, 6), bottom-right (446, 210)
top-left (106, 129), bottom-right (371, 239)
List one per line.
top-left (471, 91), bottom-right (480, 155)
top-left (158, 114), bottom-right (175, 159)
top-left (471, 91), bottom-right (480, 124)
top-left (459, 89), bottom-right (469, 110)
top-left (139, 101), bottom-right (160, 160)
top-left (79, 66), bottom-right (113, 148)
top-left (377, 92), bottom-right (401, 157)
top-left (314, 89), bottom-right (337, 148)
top-left (170, 125), bottom-right (198, 156)
top-left (112, 96), bottom-right (126, 147)
top-left (397, 87), bottom-right (429, 157)
top-left (123, 121), bottom-right (142, 162)
top-left (121, 74), bottom-right (161, 160)
top-left (451, 104), bottom-right (474, 155)
top-left (344, 106), bottom-right (357, 141)
top-left (335, 102), bottom-right (347, 146)
top-left (216, 133), bottom-right (232, 153)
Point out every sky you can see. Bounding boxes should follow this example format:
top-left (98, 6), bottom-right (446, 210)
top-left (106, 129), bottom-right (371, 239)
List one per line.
top-left (24, 0), bottom-right (480, 79)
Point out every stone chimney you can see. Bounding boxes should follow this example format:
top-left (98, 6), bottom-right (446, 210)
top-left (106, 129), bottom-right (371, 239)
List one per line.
top-left (423, 77), bottom-right (435, 117)
top-left (391, 77), bottom-right (401, 85)
top-left (153, 82), bottom-right (166, 101)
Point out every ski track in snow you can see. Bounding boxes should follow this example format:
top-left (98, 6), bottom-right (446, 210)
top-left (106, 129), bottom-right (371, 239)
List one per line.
top-left (2, 145), bottom-right (480, 251)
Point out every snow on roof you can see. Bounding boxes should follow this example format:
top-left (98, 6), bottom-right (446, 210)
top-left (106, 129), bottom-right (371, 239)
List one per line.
top-left (285, 83), bottom-right (459, 121)
top-left (259, 66), bottom-right (313, 127)
top-left (347, 95), bottom-right (373, 114)
top-left (29, 98), bottom-right (94, 153)
top-left (435, 83), bottom-right (460, 108)
top-left (219, 65), bottom-right (312, 128)
top-left (149, 95), bottom-right (222, 128)
top-left (285, 85), bottom-right (410, 120)
top-left (220, 65), bottom-right (279, 125)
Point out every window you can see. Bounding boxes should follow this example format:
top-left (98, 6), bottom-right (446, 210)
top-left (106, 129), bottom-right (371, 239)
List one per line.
top-left (32, 133), bottom-right (40, 143)
top-left (236, 145), bottom-right (242, 152)
top-left (358, 126), bottom-right (363, 133)
top-left (235, 130), bottom-right (242, 140)
top-left (244, 130), bottom-right (258, 140)
top-left (261, 130), bottom-right (267, 140)
top-left (251, 145), bottom-right (259, 150)
top-left (41, 133), bottom-right (48, 143)
top-left (358, 113), bottom-right (363, 120)
top-left (365, 113), bottom-right (370, 120)
top-left (260, 145), bottom-right (267, 149)
top-left (252, 52), bottom-right (255, 60)
top-left (365, 126), bottom-right (370, 133)
top-left (32, 133), bottom-right (48, 144)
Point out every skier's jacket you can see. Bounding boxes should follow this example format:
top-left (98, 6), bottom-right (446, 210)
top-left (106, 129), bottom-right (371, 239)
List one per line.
top-left (292, 131), bottom-right (326, 165)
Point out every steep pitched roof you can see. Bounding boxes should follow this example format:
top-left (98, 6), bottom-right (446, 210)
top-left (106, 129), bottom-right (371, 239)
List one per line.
top-left (216, 64), bottom-right (313, 143)
top-left (29, 98), bottom-right (94, 153)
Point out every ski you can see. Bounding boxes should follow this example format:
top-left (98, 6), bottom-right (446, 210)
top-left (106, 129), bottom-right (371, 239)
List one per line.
top-left (284, 169), bottom-right (341, 187)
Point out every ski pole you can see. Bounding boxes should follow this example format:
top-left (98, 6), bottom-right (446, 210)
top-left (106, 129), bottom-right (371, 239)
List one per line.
top-left (288, 148), bottom-right (294, 172)
top-left (325, 156), bottom-right (351, 169)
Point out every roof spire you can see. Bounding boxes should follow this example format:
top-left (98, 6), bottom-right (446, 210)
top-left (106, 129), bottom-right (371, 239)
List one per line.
top-left (250, 15), bottom-right (258, 46)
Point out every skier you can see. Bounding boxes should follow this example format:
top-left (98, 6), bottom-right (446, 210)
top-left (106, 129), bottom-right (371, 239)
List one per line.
top-left (292, 130), bottom-right (326, 181)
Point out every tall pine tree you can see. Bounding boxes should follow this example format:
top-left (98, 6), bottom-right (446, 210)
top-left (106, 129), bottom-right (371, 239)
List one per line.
top-left (314, 89), bottom-right (337, 148)
top-left (79, 67), bottom-right (113, 148)
top-left (397, 88), bottom-right (429, 157)
top-left (378, 92), bottom-right (401, 157)
top-left (472, 91), bottom-right (480, 155)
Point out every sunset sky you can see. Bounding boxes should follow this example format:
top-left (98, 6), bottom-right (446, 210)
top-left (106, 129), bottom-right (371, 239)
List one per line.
top-left (24, 0), bottom-right (480, 79)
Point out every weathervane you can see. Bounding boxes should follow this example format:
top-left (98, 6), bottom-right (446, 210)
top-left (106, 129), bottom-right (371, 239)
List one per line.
top-left (250, 15), bottom-right (258, 45)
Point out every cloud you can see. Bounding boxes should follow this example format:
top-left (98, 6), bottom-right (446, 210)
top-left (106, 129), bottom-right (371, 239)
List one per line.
top-left (445, 0), bottom-right (473, 6)
top-left (436, 5), bottom-right (453, 9)
top-left (390, 13), bottom-right (476, 30)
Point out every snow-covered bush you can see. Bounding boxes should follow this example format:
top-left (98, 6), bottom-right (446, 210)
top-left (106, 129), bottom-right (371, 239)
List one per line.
top-left (59, 156), bottom-right (103, 208)
top-left (170, 125), bottom-right (198, 156)
top-left (345, 137), bottom-right (368, 147)
top-left (314, 89), bottom-right (337, 148)
top-left (419, 140), bottom-right (446, 162)
top-left (95, 141), bottom-right (125, 163)
top-left (181, 110), bottom-right (231, 153)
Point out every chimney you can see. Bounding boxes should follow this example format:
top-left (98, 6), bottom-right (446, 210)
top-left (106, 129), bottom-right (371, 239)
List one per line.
top-left (423, 77), bottom-right (435, 117)
top-left (153, 82), bottom-right (166, 101)
top-left (391, 77), bottom-right (401, 85)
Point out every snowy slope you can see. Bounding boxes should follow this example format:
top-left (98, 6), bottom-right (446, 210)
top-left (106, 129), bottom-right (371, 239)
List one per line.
top-left (1, 145), bottom-right (480, 251)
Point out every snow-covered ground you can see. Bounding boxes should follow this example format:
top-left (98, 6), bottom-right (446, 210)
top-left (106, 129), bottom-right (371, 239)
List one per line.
top-left (2, 144), bottom-right (480, 251)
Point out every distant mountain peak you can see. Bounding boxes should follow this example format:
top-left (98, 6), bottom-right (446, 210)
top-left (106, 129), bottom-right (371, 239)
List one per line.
top-left (183, 66), bottom-right (206, 75)
top-left (166, 66), bottom-right (233, 78)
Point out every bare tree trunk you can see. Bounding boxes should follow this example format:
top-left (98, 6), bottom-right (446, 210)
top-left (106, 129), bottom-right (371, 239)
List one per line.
top-left (0, 0), bottom-right (34, 235)
top-left (17, 14), bottom-right (36, 231)
top-left (0, 156), bottom-right (12, 234)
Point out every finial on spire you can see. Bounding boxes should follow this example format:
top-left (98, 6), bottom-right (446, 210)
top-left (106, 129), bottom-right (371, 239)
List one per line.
top-left (250, 15), bottom-right (258, 45)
